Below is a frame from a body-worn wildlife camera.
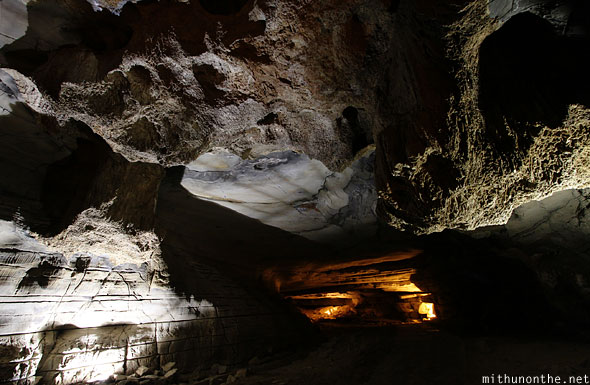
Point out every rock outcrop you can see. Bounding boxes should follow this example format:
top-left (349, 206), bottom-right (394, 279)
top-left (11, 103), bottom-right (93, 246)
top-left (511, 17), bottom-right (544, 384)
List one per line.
top-left (0, 221), bottom-right (306, 384)
top-left (181, 148), bottom-right (377, 242)
top-left (377, 0), bottom-right (590, 233)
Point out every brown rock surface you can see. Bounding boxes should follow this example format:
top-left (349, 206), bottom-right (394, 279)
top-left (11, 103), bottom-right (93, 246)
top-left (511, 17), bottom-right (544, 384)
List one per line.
top-left (3, 0), bottom-right (588, 233)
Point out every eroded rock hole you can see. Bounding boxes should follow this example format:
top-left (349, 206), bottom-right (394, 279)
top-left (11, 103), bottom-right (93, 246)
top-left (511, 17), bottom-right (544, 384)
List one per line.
top-left (192, 63), bottom-right (227, 101)
top-left (41, 138), bottom-right (111, 235)
top-left (257, 112), bottom-right (279, 125)
top-left (479, 12), bottom-right (590, 154)
top-left (338, 106), bottom-right (373, 156)
top-left (0, 0), bottom-right (132, 97)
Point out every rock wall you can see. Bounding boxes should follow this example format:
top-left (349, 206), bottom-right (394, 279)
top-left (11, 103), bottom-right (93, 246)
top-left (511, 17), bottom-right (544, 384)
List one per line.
top-left (3, 0), bottom-right (589, 237)
top-left (462, 189), bottom-right (590, 325)
top-left (181, 148), bottom-right (377, 243)
top-left (0, 222), bottom-right (306, 384)
top-left (376, 0), bottom-right (590, 233)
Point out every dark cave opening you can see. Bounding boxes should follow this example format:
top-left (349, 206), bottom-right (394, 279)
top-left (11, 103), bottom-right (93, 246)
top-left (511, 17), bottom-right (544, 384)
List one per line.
top-left (0, 0), bottom-right (133, 98)
top-left (337, 106), bottom-right (374, 157)
top-left (198, 0), bottom-right (250, 15)
top-left (478, 11), bottom-right (590, 155)
top-left (41, 134), bottom-right (113, 235)
top-left (257, 112), bottom-right (280, 126)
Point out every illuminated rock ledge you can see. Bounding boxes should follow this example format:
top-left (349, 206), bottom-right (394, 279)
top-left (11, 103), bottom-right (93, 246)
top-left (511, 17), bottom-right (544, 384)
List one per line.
top-left (181, 148), bottom-right (377, 244)
top-left (0, 221), bottom-right (302, 384)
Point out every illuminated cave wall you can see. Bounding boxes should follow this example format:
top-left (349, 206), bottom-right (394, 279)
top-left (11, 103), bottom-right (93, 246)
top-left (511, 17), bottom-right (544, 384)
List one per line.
top-left (0, 232), bottom-right (303, 384)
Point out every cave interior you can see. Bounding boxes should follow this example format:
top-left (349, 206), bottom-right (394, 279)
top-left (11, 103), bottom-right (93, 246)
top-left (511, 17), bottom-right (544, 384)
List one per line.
top-left (1, 0), bottom-right (590, 384)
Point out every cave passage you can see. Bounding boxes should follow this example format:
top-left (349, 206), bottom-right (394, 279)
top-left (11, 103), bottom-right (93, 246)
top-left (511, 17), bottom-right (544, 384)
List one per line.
top-left (478, 11), bottom-right (590, 155)
top-left (275, 252), bottom-right (438, 324)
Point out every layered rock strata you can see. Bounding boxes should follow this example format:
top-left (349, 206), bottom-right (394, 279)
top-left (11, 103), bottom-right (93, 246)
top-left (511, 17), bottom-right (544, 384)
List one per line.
top-left (0, 221), bottom-right (304, 384)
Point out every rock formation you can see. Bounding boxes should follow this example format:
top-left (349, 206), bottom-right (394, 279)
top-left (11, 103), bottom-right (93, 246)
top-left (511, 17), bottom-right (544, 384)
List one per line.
top-left (0, 0), bottom-right (589, 383)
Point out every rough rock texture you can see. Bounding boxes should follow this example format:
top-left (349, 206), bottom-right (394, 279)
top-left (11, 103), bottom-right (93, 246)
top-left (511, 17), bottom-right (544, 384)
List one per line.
top-left (377, 0), bottom-right (590, 233)
top-left (1, 0), bottom-right (590, 383)
top-left (181, 148), bottom-right (377, 242)
top-left (0, 68), bottom-right (165, 236)
top-left (462, 188), bottom-right (590, 322)
top-left (0, 0), bottom-right (381, 169)
top-left (0, 222), bottom-right (306, 384)
top-left (489, 0), bottom-right (588, 30)
top-left (472, 188), bottom-right (590, 248)
top-left (2, 0), bottom-right (588, 235)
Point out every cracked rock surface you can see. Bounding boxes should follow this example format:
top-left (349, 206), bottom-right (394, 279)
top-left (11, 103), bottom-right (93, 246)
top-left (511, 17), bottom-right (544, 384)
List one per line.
top-left (181, 148), bottom-right (377, 242)
top-left (0, 221), bottom-right (306, 384)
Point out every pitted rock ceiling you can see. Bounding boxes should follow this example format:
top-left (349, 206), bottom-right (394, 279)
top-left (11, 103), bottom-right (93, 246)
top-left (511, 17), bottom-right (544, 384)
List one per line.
top-left (1, 0), bottom-right (589, 237)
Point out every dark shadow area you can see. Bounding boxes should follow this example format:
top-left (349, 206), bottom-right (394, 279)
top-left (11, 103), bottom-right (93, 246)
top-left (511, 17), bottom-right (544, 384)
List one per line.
top-left (386, 0), bottom-right (401, 13)
top-left (192, 63), bottom-right (228, 102)
top-left (154, 166), bottom-right (325, 364)
top-left (154, 166), bottom-right (336, 290)
top-left (40, 125), bottom-right (163, 234)
top-left (0, 0), bottom-right (265, 98)
top-left (257, 112), bottom-right (279, 126)
top-left (334, 106), bottom-right (374, 161)
top-left (229, 40), bottom-right (272, 64)
top-left (273, 226), bottom-right (567, 335)
top-left (414, 231), bottom-right (559, 335)
top-left (567, 0), bottom-right (590, 37)
top-left (343, 106), bottom-right (373, 155)
top-left (16, 259), bottom-right (62, 290)
top-left (199, 0), bottom-right (249, 15)
top-left (227, 223), bottom-right (590, 385)
top-left (41, 124), bottom-right (114, 234)
top-left (0, 102), bottom-right (73, 231)
top-left (479, 11), bottom-right (590, 156)
top-left (0, 103), bottom-right (162, 235)
top-left (0, 0), bottom-right (133, 97)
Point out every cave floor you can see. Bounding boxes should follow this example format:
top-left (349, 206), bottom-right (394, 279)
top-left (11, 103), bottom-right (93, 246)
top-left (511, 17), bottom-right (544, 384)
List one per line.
top-left (212, 323), bottom-right (590, 385)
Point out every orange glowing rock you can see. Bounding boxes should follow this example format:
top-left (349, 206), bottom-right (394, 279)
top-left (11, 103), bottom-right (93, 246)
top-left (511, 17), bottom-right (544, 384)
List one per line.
top-left (418, 302), bottom-right (436, 320)
top-left (302, 305), bottom-right (354, 322)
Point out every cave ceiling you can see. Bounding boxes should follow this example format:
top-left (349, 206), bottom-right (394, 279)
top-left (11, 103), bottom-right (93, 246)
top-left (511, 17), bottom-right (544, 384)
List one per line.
top-left (1, 0), bottom-right (589, 241)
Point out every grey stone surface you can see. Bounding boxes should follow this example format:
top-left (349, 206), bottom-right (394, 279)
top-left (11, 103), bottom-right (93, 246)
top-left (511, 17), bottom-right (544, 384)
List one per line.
top-left (504, 189), bottom-right (590, 244)
top-left (464, 188), bottom-right (590, 314)
top-left (181, 148), bottom-right (377, 243)
top-left (0, 0), bottom-right (28, 48)
top-left (0, 223), bottom-right (304, 384)
top-left (469, 188), bottom-right (590, 251)
top-left (0, 219), bottom-right (48, 252)
top-left (488, 0), bottom-right (575, 32)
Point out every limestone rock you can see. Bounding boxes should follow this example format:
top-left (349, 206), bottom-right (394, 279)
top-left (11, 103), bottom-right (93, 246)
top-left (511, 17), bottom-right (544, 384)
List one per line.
top-left (161, 362), bottom-right (176, 372)
top-left (136, 366), bottom-right (150, 377)
top-left (0, 0), bottom-right (589, 382)
top-left (0, 0), bottom-right (28, 48)
top-left (0, 220), bottom-right (308, 384)
top-left (235, 368), bottom-right (247, 379)
top-left (164, 368), bottom-right (178, 379)
top-left (181, 148), bottom-right (377, 243)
